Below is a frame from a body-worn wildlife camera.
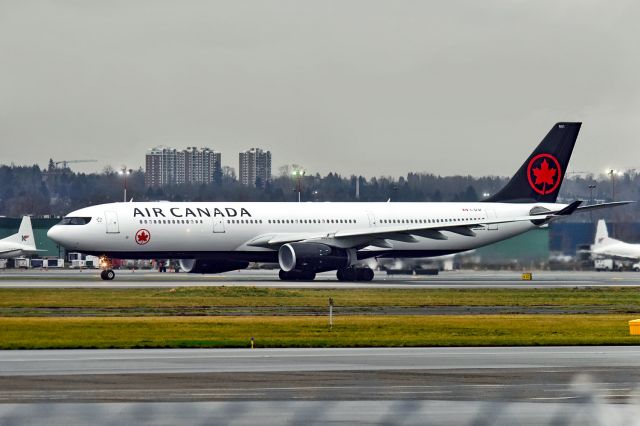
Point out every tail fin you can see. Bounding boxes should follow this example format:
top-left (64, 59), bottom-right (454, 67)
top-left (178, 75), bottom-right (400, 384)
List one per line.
top-left (594, 219), bottom-right (613, 246)
top-left (2, 216), bottom-right (36, 248)
top-left (485, 122), bottom-right (581, 203)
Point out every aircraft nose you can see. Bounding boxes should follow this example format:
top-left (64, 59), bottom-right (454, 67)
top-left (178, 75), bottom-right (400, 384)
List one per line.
top-left (47, 225), bottom-right (65, 245)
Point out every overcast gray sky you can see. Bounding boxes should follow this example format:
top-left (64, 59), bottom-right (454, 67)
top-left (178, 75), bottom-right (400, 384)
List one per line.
top-left (1, 1), bottom-right (638, 177)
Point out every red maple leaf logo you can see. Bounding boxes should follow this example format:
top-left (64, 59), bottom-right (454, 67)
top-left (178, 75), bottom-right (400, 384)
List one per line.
top-left (135, 229), bottom-right (150, 245)
top-left (526, 153), bottom-right (562, 195)
top-left (533, 159), bottom-right (556, 186)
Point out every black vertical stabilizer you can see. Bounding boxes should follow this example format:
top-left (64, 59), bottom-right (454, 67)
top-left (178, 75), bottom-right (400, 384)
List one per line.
top-left (484, 122), bottom-right (581, 203)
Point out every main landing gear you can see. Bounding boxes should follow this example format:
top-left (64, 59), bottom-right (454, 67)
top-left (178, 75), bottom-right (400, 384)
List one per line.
top-left (337, 267), bottom-right (374, 282)
top-left (278, 267), bottom-right (375, 282)
top-left (279, 269), bottom-right (316, 281)
top-left (99, 256), bottom-right (115, 281)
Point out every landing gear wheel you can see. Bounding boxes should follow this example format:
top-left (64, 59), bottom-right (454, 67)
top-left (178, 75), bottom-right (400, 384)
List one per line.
top-left (301, 270), bottom-right (316, 281)
top-left (100, 269), bottom-right (115, 281)
top-left (337, 267), bottom-right (374, 282)
top-left (360, 267), bottom-right (374, 282)
top-left (279, 269), bottom-right (317, 281)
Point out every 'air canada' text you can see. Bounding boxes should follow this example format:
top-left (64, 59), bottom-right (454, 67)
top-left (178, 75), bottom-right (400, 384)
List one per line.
top-left (133, 207), bottom-right (252, 218)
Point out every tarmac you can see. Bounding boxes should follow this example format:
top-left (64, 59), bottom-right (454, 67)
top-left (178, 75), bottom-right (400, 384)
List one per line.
top-left (2, 347), bottom-right (640, 424)
top-left (1, 268), bottom-right (640, 288)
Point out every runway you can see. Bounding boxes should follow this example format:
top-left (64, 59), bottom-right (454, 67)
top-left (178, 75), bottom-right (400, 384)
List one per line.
top-left (4, 347), bottom-right (640, 376)
top-left (1, 269), bottom-right (640, 288)
top-left (2, 347), bottom-right (640, 425)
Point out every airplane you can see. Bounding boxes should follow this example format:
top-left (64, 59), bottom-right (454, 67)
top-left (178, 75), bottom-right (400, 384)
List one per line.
top-left (47, 122), bottom-right (631, 281)
top-left (0, 216), bottom-right (41, 259)
top-left (591, 219), bottom-right (640, 260)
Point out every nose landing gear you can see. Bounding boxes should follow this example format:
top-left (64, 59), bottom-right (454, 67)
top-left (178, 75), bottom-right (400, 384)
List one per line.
top-left (99, 256), bottom-right (115, 281)
top-left (100, 269), bottom-right (115, 281)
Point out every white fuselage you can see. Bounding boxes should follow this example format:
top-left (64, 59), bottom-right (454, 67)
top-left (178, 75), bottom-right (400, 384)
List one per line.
top-left (47, 201), bottom-right (557, 261)
top-left (0, 242), bottom-right (38, 259)
top-left (592, 240), bottom-right (640, 260)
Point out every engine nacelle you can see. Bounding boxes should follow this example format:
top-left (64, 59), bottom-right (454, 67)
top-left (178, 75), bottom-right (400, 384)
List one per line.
top-left (529, 206), bottom-right (551, 226)
top-left (278, 243), bottom-right (355, 273)
top-left (179, 258), bottom-right (249, 274)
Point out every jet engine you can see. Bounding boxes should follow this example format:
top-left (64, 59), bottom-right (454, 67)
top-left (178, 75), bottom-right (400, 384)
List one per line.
top-left (179, 259), bottom-right (249, 274)
top-left (278, 243), bottom-right (355, 273)
top-left (529, 206), bottom-right (551, 226)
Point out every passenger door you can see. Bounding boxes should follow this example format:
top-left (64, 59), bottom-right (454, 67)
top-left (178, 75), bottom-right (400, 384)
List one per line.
top-left (105, 211), bottom-right (119, 233)
top-left (367, 212), bottom-right (378, 227)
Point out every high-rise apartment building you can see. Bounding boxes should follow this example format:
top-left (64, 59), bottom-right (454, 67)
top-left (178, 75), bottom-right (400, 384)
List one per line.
top-left (239, 148), bottom-right (271, 187)
top-left (181, 147), bottom-right (222, 184)
top-left (145, 146), bottom-right (221, 187)
top-left (145, 147), bottom-right (179, 187)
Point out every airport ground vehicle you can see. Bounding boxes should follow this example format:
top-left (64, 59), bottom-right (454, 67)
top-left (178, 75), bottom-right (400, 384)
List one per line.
top-left (594, 258), bottom-right (624, 272)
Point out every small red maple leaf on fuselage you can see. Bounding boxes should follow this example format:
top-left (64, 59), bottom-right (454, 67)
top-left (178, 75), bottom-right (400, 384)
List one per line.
top-left (533, 159), bottom-right (556, 186)
top-left (137, 232), bottom-right (149, 242)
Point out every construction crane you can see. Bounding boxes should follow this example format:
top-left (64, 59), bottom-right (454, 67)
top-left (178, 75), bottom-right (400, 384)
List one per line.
top-left (54, 159), bottom-right (98, 169)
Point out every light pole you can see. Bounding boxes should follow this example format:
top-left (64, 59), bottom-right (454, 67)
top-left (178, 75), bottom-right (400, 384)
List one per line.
top-left (118, 167), bottom-right (131, 202)
top-left (588, 184), bottom-right (596, 205)
top-left (292, 169), bottom-right (305, 202)
top-left (588, 183), bottom-right (596, 222)
top-left (607, 169), bottom-right (621, 202)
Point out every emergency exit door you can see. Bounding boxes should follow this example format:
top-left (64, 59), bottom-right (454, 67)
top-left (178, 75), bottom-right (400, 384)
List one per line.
top-left (485, 209), bottom-right (498, 230)
top-left (213, 218), bottom-right (225, 233)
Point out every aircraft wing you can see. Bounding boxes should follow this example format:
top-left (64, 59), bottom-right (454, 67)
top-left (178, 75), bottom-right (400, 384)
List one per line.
top-left (0, 247), bottom-right (45, 256)
top-left (246, 213), bottom-right (558, 249)
top-left (246, 200), bottom-right (631, 250)
top-left (0, 249), bottom-right (21, 257)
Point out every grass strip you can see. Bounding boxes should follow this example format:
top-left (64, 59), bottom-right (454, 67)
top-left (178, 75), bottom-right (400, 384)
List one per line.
top-left (1, 287), bottom-right (640, 310)
top-left (1, 315), bottom-right (639, 349)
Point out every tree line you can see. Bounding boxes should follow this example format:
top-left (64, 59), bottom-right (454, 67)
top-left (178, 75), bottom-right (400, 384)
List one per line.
top-left (0, 163), bottom-right (638, 222)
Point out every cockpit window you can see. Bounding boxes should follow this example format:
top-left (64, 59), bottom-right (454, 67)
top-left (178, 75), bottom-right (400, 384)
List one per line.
top-left (59, 217), bottom-right (92, 225)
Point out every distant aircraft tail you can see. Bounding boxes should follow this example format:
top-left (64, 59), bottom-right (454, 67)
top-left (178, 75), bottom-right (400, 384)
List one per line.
top-left (484, 122), bottom-right (581, 203)
top-left (594, 219), bottom-right (615, 246)
top-left (2, 216), bottom-right (36, 248)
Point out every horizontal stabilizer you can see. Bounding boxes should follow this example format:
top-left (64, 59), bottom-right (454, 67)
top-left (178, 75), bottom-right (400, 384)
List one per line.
top-left (576, 201), bottom-right (634, 213)
top-left (554, 200), bottom-right (582, 216)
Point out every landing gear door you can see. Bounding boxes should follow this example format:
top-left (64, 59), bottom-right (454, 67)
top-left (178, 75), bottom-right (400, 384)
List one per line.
top-left (485, 208), bottom-right (498, 231)
top-left (213, 218), bottom-right (225, 233)
top-left (105, 211), bottom-right (119, 233)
